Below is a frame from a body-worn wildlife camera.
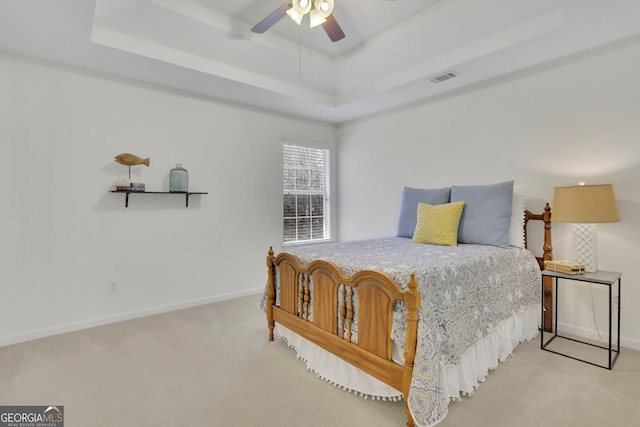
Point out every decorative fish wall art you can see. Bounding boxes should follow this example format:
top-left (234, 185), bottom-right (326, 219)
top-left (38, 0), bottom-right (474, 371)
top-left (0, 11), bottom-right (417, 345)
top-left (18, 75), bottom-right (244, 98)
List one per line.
top-left (114, 153), bottom-right (150, 167)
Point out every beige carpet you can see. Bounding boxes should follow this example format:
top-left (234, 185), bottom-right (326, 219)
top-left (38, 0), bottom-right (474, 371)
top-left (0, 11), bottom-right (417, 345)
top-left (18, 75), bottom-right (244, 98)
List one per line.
top-left (1, 294), bottom-right (639, 427)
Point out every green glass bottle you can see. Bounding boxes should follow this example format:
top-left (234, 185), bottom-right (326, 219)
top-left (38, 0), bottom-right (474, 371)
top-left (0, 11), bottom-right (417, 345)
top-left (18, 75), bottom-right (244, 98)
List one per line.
top-left (169, 163), bottom-right (188, 192)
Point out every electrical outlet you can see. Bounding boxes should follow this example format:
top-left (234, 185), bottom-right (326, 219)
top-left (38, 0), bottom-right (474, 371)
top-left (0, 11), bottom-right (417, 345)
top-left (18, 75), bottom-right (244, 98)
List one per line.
top-left (107, 280), bottom-right (118, 294)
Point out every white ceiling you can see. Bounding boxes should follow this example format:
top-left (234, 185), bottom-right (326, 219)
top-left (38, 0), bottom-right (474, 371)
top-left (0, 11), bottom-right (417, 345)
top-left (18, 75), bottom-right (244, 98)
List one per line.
top-left (1, 0), bottom-right (640, 123)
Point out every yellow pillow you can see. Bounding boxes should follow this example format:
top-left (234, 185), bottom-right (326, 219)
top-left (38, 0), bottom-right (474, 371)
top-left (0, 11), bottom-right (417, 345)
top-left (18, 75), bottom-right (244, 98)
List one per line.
top-left (412, 201), bottom-right (465, 246)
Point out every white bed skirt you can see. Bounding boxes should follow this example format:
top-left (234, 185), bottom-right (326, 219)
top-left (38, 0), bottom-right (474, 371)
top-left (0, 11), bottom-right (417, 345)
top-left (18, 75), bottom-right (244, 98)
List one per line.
top-left (274, 304), bottom-right (540, 401)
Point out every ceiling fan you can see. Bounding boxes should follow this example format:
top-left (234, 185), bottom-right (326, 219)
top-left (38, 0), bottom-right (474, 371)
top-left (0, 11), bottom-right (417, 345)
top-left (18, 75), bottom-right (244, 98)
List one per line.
top-left (251, 0), bottom-right (346, 42)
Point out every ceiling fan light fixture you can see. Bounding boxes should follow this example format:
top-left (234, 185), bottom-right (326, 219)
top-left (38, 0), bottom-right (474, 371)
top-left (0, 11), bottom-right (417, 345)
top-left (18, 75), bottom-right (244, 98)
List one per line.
top-left (286, 8), bottom-right (304, 25)
top-left (253, 0), bottom-right (343, 41)
top-left (314, 0), bottom-right (334, 18)
top-left (309, 9), bottom-right (327, 28)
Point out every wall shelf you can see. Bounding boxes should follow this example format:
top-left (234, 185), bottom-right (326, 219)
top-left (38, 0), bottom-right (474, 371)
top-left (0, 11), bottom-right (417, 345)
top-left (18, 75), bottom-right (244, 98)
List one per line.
top-left (110, 190), bottom-right (208, 208)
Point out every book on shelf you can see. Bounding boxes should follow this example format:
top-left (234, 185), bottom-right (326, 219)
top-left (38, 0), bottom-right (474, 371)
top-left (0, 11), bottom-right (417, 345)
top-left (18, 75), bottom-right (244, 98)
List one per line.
top-left (116, 183), bottom-right (145, 192)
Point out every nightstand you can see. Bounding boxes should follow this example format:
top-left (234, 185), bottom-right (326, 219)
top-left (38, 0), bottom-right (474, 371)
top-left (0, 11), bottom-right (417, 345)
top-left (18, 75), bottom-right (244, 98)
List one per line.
top-left (540, 269), bottom-right (621, 369)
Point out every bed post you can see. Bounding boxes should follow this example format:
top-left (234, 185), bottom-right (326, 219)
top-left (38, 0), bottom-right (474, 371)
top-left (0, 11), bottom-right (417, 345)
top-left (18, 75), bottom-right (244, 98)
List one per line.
top-left (542, 203), bottom-right (552, 263)
top-left (524, 203), bottom-right (554, 332)
top-left (403, 274), bottom-right (420, 427)
top-left (542, 203), bottom-right (553, 332)
top-left (266, 247), bottom-right (276, 342)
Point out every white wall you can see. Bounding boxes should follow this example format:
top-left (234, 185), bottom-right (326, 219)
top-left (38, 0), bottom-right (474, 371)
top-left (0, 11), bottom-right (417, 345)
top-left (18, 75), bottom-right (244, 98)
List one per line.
top-left (337, 36), bottom-right (640, 350)
top-left (2, 35), bottom-right (639, 351)
top-left (0, 52), bottom-right (336, 346)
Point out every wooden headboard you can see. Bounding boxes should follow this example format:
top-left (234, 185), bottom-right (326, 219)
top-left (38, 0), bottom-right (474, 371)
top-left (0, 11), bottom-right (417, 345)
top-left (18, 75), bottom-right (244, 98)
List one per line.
top-left (524, 203), bottom-right (553, 268)
top-left (524, 203), bottom-right (553, 332)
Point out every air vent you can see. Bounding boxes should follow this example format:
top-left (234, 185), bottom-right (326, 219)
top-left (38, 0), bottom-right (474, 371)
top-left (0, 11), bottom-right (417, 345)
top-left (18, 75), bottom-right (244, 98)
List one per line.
top-left (429, 70), bottom-right (460, 84)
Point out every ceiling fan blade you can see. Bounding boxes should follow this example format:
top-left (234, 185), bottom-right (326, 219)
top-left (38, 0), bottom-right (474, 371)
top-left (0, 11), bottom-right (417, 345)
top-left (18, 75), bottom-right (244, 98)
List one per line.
top-left (251, 1), bottom-right (292, 34)
top-left (321, 14), bottom-right (345, 42)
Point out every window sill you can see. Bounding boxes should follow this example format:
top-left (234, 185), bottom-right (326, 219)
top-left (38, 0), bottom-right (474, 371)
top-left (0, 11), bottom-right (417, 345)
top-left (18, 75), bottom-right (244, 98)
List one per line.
top-left (283, 239), bottom-right (334, 247)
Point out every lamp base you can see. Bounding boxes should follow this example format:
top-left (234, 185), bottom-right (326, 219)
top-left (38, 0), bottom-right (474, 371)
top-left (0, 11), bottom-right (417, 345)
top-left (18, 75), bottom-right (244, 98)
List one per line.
top-left (573, 223), bottom-right (597, 273)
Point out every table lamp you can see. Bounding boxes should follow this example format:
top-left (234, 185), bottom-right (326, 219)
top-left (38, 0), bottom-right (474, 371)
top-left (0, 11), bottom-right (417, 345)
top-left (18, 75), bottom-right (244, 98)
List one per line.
top-left (552, 183), bottom-right (620, 272)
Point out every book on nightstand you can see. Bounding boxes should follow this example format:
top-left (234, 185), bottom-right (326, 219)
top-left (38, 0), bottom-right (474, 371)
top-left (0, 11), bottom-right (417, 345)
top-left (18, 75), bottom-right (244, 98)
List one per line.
top-left (544, 260), bottom-right (586, 275)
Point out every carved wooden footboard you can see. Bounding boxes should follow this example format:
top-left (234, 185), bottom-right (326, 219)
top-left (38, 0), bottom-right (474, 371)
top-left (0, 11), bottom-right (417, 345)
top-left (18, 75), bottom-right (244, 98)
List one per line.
top-left (266, 249), bottom-right (421, 427)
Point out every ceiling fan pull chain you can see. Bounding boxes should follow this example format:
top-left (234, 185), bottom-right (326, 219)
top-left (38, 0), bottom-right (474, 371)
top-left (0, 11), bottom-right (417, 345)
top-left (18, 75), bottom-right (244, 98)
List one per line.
top-left (298, 24), bottom-right (302, 78)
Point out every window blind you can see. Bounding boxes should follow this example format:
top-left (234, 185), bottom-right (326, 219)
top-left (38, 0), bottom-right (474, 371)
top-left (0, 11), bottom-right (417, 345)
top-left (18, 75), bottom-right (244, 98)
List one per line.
top-left (283, 143), bottom-right (331, 243)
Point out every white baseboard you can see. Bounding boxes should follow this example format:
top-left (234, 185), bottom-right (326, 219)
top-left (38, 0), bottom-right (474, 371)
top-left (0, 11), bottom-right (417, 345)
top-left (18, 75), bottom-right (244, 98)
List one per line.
top-left (557, 321), bottom-right (640, 351)
top-left (0, 287), bottom-right (264, 347)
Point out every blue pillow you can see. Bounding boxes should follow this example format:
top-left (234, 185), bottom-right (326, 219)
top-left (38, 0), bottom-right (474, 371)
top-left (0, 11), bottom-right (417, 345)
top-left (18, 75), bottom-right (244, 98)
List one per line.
top-left (396, 186), bottom-right (451, 238)
top-left (450, 181), bottom-right (514, 247)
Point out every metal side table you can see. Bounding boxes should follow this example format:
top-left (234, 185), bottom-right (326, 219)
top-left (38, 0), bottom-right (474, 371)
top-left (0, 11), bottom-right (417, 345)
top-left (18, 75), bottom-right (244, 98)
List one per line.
top-left (540, 269), bottom-right (621, 370)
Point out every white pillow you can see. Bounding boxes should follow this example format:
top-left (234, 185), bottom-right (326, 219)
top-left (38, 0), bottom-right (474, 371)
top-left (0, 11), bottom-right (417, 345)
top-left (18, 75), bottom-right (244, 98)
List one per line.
top-left (509, 184), bottom-right (528, 248)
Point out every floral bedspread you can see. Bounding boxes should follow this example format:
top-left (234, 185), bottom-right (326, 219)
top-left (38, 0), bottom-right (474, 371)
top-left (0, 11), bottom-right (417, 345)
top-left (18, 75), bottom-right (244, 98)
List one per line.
top-left (281, 237), bottom-right (541, 426)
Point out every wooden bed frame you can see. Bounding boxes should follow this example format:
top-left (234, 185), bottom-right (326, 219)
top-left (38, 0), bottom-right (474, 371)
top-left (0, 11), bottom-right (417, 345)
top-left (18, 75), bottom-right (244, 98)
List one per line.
top-left (266, 205), bottom-right (552, 427)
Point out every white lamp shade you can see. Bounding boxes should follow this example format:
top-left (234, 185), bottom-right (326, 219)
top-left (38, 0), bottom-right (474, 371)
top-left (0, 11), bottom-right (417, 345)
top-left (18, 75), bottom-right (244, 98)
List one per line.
top-left (292, 0), bottom-right (312, 14)
top-left (309, 9), bottom-right (327, 27)
top-left (314, 0), bottom-right (334, 18)
top-left (286, 8), bottom-right (304, 25)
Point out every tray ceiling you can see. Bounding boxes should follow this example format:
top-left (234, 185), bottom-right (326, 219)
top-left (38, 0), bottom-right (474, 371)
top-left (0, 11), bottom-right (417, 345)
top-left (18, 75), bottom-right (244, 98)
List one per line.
top-left (1, 0), bottom-right (640, 123)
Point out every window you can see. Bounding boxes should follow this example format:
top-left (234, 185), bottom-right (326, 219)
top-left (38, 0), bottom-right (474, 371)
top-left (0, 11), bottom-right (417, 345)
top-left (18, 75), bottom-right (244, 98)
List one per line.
top-left (283, 142), bottom-right (331, 243)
